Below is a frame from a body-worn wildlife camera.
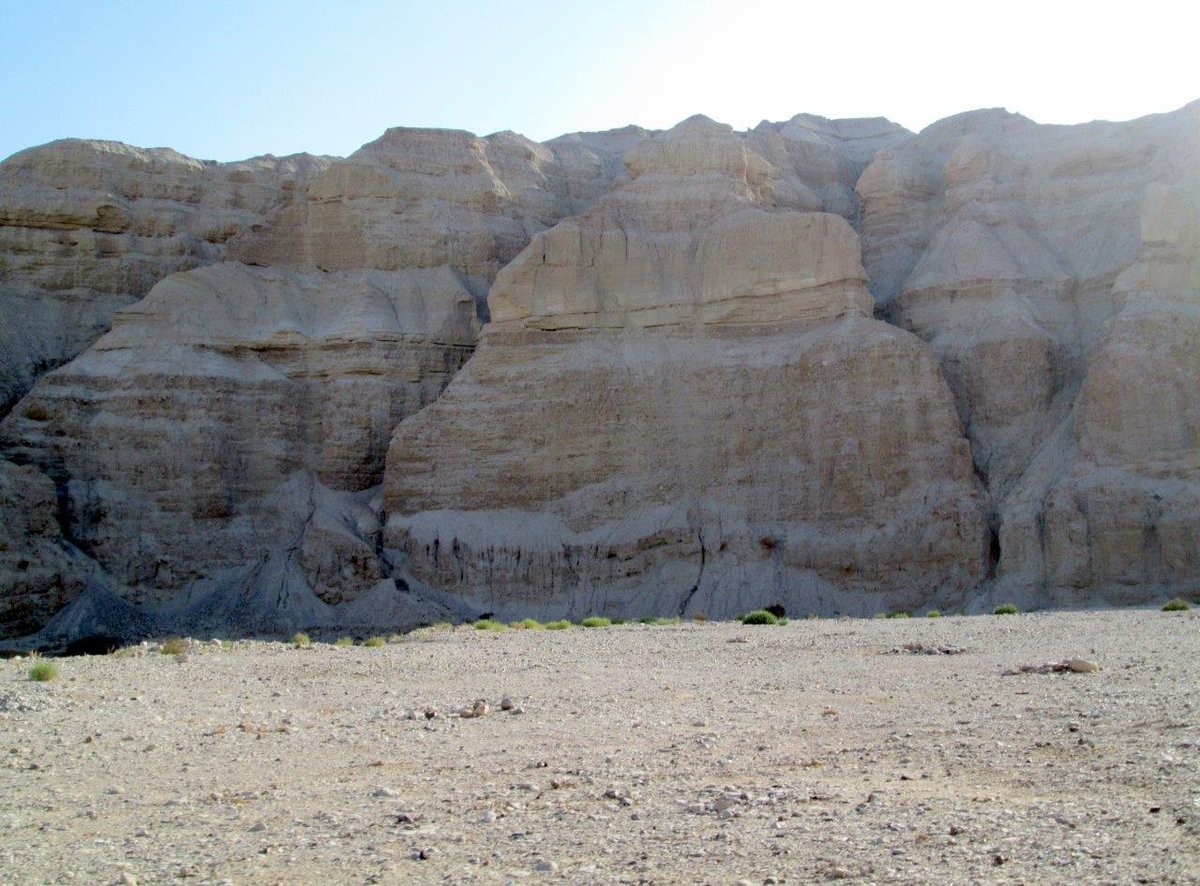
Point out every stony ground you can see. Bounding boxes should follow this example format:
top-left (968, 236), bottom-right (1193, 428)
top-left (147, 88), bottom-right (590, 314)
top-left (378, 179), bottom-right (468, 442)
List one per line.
top-left (0, 609), bottom-right (1198, 885)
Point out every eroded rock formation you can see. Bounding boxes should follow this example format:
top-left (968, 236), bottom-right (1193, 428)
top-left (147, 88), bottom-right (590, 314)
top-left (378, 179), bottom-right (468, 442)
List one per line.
top-left (0, 101), bottom-right (1196, 641)
top-left (383, 116), bottom-right (988, 619)
top-left (0, 139), bottom-right (331, 414)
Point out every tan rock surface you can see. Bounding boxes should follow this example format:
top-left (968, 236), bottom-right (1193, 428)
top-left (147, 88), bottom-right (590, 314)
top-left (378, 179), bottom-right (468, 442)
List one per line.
top-left (858, 101), bottom-right (1200, 606)
top-left (385, 117), bottom-right (986, 620)
top-left (0, 262), bottom-right (478, 626)
top-left (0, 139), bottom-right (331, 412)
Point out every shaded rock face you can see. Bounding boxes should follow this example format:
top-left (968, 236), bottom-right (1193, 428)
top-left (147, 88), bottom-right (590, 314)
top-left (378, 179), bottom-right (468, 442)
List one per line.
top-left (384, 116), bottom-right (988, 620)
top-left (0, 459), bottom-right (90, 636)
top-left (0, 139), bottom-right (332, 414)
top-left (858, 102), bottom-right (1200, 605)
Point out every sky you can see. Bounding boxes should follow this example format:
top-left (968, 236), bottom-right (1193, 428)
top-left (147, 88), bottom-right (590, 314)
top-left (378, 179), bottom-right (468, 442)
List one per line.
top-left (1, 0), bottom-right (1196, 162)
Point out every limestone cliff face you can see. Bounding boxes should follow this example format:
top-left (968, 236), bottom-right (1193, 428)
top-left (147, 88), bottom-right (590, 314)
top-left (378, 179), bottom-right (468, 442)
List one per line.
top-left (858, 101), bottom-right (1200, 606)
top-left (232, 126), bottom-right (654, 305)
top-left (0, 139), bottom-right (331, 414)
top-left (0, 125), bottom-right (654, 636)
top-left (384, 117), bottom-right (988, 620)
top-left (0, 262), bottom-right (477, 607)
top-left (0, 102), bottom-right (1196, 641)
top-left (0, 460), bottom-right (89, 635)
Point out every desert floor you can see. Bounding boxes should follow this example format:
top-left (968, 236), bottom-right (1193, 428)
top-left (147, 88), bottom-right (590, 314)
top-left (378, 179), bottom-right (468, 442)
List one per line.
top-left (1, 609), bottom-right (1198, 885)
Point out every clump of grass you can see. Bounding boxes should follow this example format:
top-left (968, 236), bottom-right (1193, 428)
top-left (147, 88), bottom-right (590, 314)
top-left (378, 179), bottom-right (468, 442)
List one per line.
top-left (1162, 597), bottom-right (1191, 612)
top-left (925, 609), bottom-right (942, 619)
top-left (291, 632), bottom-right (311, 648)
top-left (873, 612), bottom-right (887, 620)
top-left (740, 609), bottom-right (779, 625)
top-left (691, 612), bottom-right (709, 623)
top-left (776, 617), bottom-right (789, 626)
top-left (805, 612), bottom-right (822, 620)
top-left (886, 611), bottom-right (911, 619)
top-left (473, 618), bottom-right (506, 632)
top-left (545, 619), bottom-right (573, 630)
top-left (362, 636), bottom-right (387, 648)
top-left (28, 656), bottom-right (59, 682)
top-left (334, 636), bottom-right (353, 648)
top-left (160, 637), bottom-right (188, 655)
top-left (580, 616), bottom-right (612, 628)
top-left (640, 616), bottom-right (679, 626)
top-left (610, 617), bottom-right (628, 625)
top-left (993, 603), bottom-right (1020, 615)
top-left (510, 618), bottom-right (545, 630)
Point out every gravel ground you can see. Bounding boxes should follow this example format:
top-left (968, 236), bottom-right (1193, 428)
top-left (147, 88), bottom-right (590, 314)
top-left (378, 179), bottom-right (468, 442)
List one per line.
top-left (1, 610), bottom-right (1198, 885)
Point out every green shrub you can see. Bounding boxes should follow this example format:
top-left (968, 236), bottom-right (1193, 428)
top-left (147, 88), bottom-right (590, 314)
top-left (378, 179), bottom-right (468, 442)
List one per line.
top-left (1162, 597), bottom-right (1190, 612)
top-left (886, 611), bottom-right (911, 619)
top-left (362, 636), bottom-right (387, 648)
top-left (776, 617), bottom-right (789, 626)
top-left (740, 610), bottom-right (779, 625)
top-left (510, 618), bottom-right (545, 630)
top-left (580, 616), bottom-right (612, 628)
top-left (993, 603), bottom-right (1020, 615)
top-left (473, 618), bottom-right (506, 631)
top-left (925, 609), bottom-right (942, 618)
top-left (28, 657), bottom-right (59, 682)
top-left (334, 636), bottom-right (353, 647)
top-left (545, 619), bottom-right (573, 630)
top-left (160, 637), bottom-right (188, 655)
top-left (291, 632), bottom-right (311, 648)
top-left (610, 617), bottom-right (628, 625)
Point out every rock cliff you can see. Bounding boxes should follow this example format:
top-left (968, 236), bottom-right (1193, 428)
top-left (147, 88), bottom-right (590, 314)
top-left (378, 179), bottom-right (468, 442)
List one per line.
top-left (0, 140), bottom-right (331, 414)
top-left (0, 102), bottom-right (1196, 641)
top-left (383, 116), bottom-right (988, 619)
top-left (858, 101), bottom-right (1200, 606)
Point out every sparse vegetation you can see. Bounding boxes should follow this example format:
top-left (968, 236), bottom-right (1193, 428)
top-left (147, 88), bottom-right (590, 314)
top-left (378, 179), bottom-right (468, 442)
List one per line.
top-left (510, 618), bottom-right (546, 630)
top-left (362, 636), bottom-right (387, 648)
top-left (1162, 597), bottom-right (1191, 612)
top-left (545, 619), bottom-right (573, 630)
top-left (925, 609), bottom-right (942, 618)
top-left (291, 632), bottom-right (311, 648)
top-left (994, 603), bottom-right (1020, 615)
top-left (776, 617), bottom-right (789, 626)
top-left (886, 611), bottom-right (911, 619)
top-left (641, 616), bottom-right (679, 626)
top-left (740, 609), bottom-right (779, 625)
top-left (28, 656), bottom-right (59, 682)
top-left (580, 616), bottom-right (613, 628)
top-left (334, 636), bottom-right (353, 647)
top-left (160, 637), bottom-right (188, 655)
top-left (473, 618), bottom-right (506, 632)
top-left (691, 612), bottom-right (709, 623)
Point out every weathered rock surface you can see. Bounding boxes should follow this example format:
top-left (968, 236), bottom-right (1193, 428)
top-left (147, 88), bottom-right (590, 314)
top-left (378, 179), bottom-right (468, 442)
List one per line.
top-left (0, 262), bottom-right (478, 621)
top-left (232, 126), bottom-right (653, 306)
top-left (0, 459), bottom-right (90, 635)
top-left (858, 101), bottom-right (1200, 606)
top-left (0, 139), bottom-right (332, 413)
top-left (1, 102), bottom-right (1197, 640)
top-left (384, 116), bottom-right (987, 620)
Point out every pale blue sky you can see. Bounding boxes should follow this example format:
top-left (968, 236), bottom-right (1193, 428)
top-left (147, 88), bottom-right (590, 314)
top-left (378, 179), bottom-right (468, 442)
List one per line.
top-left (2, 0), bottom-right (1196, 162)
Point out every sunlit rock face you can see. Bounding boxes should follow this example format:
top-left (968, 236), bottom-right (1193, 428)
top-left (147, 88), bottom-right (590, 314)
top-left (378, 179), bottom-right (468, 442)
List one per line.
top-left (384, 116), bottom-right (988, 620)
top-left (858, 101), bottom-right (1200, 606)
top-left (0, 139), bottom-right (331, 414)
top-left (1, 101), bottom-right (1197, 641)
top-left (0, 125), bottom-right (654, 638)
